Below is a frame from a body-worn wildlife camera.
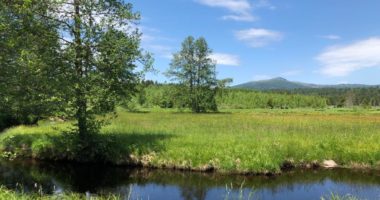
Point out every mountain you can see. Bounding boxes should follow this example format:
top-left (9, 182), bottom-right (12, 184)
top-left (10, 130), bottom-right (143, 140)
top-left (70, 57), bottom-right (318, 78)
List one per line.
top-left (233, 77), bottom-right (376, 90)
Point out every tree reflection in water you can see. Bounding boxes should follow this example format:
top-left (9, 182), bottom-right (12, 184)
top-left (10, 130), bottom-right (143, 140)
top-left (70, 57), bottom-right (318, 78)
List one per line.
top-left (0, 161), bottom-right (379, 199)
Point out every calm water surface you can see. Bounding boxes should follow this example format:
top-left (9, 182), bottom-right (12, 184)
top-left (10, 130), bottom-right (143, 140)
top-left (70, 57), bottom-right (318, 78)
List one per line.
top-left (0, 161), bottom-right (379, 200)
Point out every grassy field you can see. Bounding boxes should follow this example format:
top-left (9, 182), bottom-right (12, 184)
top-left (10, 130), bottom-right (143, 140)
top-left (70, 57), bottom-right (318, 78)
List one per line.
top-left (1, 108), bottom-right (380, 173)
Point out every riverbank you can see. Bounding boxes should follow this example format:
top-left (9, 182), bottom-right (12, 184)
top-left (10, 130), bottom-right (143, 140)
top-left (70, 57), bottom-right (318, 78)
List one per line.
top-left (0, 108), bottom-right (379, 174)
top-left (0, 185), bottom-right (362, 200)
top-left (0, 186), bottom-right (120, 200)
top-left (0, 160), bottom-right (375, 200)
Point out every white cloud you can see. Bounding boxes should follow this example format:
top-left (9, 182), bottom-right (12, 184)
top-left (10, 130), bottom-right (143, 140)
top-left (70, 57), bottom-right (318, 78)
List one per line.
top-left (254, 0), bottom-right (276, 10)
top-left (196, 0), bottom-right (251, 12)
top-left (222, 13), bottom-right (256, 22)
top-left (210, 53), bottom-right (240, 66)
top-left (235, 28), bottom-right (283, 47)
top-left (321, 35), bottom-right (341, 40)
top-left (317, 37), bottom-right (380, 77)
top-left (144, 44), bottom-right (173, 59)
top-left (195, 0), bottom-right (256, 22)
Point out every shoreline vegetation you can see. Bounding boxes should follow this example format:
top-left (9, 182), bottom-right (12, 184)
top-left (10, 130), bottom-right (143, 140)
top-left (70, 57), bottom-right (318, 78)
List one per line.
top-left (1, 108), bottom-right (379, 175)
top-left (0, 186), bottom-right (361, 200)
top-left (0, 187), bottom-right (120, 200)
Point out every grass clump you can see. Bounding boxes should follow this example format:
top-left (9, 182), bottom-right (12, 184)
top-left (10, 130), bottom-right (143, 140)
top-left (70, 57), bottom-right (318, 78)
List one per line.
top-left (0, 186), bottom-right (120, 200)
top-left (1, 108), bottom-right (380, 173)
top-left (321, 193), bottom-right (360, 200)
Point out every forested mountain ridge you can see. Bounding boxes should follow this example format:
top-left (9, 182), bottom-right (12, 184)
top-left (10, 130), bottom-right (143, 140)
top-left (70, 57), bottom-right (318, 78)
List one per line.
top-left (234, 77), bottom-right (377, 90)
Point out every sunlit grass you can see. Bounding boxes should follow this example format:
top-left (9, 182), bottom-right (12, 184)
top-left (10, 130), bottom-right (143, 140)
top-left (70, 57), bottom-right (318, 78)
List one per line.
top-left (0, 186), bottom-right (120, 200)
top-left (1, 108), bottom-right (380, 173)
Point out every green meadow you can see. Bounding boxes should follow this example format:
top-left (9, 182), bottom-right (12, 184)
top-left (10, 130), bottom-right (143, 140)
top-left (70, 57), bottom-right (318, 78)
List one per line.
top-left (1, 108), bottom-right (380, 174)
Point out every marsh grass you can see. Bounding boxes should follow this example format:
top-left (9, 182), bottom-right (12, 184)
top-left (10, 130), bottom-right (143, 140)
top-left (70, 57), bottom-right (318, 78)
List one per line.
top-left (321, 193), bottom-right (360, 200)
top-left (1, 108), bottom-right (380, 173)
top-left (224, 181), bottom-right (256, 200)
top-left (0, 186), bottom-right (121, 200)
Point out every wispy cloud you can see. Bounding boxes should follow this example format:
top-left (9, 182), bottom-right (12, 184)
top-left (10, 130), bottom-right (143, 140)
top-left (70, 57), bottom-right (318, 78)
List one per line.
top-left (139, 26), bottom-right (175, 43)
top-left (320, 35), bottom-right (341, 40)
top-left (317, 37), bottom-right (380, 77)
top-left (235, 28), bottom-right (283, 47)
top-left (222, 13), bottom-right (256, 22)
top-left (195, 0), bottom-right (256, 22)
top-left (210, 53), bottom-right (240, 66)
top-left (144, 44), bottom-right (173, 59)
top-left (254, 0), bottom-right (276, 10)
top-left (139, 26), bottom-right (176, 59)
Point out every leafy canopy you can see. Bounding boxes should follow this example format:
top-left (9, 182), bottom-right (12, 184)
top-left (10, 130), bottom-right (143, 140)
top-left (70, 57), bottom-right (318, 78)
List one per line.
top-left (167, 36), bottom-right (217, 113)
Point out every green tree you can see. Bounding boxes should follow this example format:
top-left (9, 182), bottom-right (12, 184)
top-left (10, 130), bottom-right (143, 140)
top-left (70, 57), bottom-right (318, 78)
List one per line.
top-left (45, 0), bottom-right (151, 138)
top-left (0, 1), bottom-right (64, 130)
top-left (217, 78), bottom-right (233, 99)
top-left (167, 36), bottom-right (217, 113)
top-left (0, 1), bottom-right (152, 137)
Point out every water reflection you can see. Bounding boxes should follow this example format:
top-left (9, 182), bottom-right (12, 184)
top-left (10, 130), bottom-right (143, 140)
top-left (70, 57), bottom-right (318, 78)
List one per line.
top-left (0, 160), bottom-right (379, 200)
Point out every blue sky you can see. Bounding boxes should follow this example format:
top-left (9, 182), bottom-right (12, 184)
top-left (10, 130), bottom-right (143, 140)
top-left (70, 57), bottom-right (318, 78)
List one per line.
top-left (129, 0), bottom-right (380, 85)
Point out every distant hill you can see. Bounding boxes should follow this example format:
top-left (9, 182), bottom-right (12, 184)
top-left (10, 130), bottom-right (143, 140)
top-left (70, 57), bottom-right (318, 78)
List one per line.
top-left (233, 77), bottom-right (376, 90)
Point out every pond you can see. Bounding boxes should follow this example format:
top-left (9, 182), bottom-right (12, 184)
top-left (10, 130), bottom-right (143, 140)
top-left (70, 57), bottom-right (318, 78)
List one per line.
top-left (0, 160), bottom-right (379, 199)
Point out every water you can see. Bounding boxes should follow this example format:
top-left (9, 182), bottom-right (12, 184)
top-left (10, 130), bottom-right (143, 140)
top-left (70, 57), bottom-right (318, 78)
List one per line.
top-left (0, 160), bottom-right (379, 200)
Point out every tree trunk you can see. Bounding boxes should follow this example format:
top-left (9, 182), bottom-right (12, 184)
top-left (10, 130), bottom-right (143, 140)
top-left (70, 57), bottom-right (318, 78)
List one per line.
top-left (189, 71), bottom-right (196, 112)
top-left (73, 0), bottom-right (87, 137)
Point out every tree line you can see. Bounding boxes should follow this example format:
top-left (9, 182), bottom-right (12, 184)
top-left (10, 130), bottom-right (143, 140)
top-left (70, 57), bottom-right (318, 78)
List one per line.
top-left (131, 84), bottom-right (380, 110)
top-left (267, 88), bottom-right (380, 108)
top-left (129, 84), bottom-right (328, 110)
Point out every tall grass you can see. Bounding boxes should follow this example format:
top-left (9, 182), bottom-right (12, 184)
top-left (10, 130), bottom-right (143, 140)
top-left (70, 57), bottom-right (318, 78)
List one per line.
top-left (0, 186), bottom-right (120, 200)
top-left (224, 181), bottom-right (256, 200)
top-left (321, 193), bottom-right (360, 200)
top-left (1, 108), bottom-right (380, 173)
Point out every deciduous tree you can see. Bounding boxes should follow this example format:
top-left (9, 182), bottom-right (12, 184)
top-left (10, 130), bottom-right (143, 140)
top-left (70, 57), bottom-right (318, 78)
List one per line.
top-left (167, 36), bottom-right (217, 112)
top-left (0, 0), bottom-right (152, 137)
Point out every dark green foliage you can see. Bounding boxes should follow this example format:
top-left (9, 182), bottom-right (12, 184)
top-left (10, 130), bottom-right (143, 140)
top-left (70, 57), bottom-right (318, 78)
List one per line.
top-left (53, 0), bottom-right (148, 137)
top-left (166, 36), bottom-right (218, 113)
top-left (0, 1), bottom-right (65, 130)
top-left (267, 98), bottom-right (274, 109)
top-left (140, 84), bottom-right (185, 109)
top-left (0, 1), bottom-right (151, 138)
